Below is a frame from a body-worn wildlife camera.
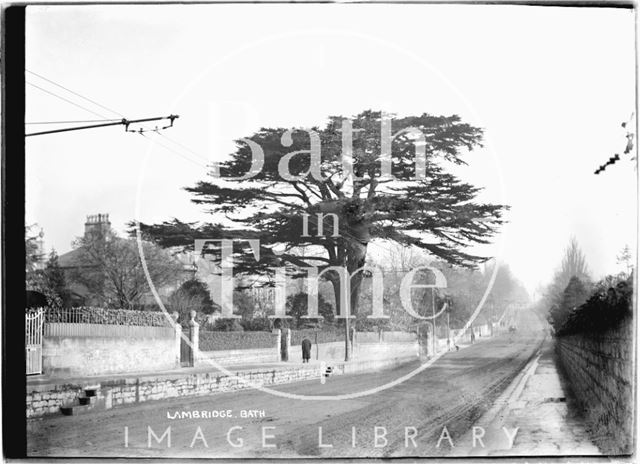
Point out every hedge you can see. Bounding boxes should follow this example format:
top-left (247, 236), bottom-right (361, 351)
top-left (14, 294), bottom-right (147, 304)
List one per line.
top-left (290, 328), bottom-right (416, 345)
top-left (558, 280), bottom-right (632, 336)
top-left (199, 331), bottom-right (279, 351)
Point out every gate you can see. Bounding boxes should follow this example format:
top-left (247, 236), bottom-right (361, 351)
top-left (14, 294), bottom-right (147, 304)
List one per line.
top-left (180, 328), bottom-right (193, 367)
top-left (25, 309), bottom-right (44, 375)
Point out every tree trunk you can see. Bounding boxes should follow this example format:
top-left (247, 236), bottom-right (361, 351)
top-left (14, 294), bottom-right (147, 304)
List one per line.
top-left (344, 311), bottom-right (351, 361)
top-left (326, 238), bottom-right (368, 362)
top-left (344, 206), bottom-right (370, 313)
top-left (346, 237), bottom-right (368, 316)
top-left (327, 272), bottom-right (352, 361)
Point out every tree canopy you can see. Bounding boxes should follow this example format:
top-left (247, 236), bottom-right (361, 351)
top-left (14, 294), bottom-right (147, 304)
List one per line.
top-left (43, 250), bottom-right (71, 307)
top-left (548, 276), bottom-right (589, 332)
top-left (138, 110), bottom-right (508, 318)
top-left (26, 248), bottom-right (69, 309)
top-left (168, 278), bottom-right (217, 321)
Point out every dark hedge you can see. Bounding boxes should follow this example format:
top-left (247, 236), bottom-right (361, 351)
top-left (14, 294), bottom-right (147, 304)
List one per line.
top-left (557, 279), bottom-right (632, 336)
top-left (199, 330), bottom-right (278, 351)
top-left (290, 328), bottom-right (351, 346)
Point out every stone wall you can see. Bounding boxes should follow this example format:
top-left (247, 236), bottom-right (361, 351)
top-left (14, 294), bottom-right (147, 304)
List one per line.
top-left (314, 341), bottom-right (345, 362)
top-left (27, 355), bottom-right (414, 418)
top-left (556, 316), bottom-right (634, 454)
top-left (42, 327), bottom-right (178, 377)
top-left (196, 347), bottom-right (279, 366)
top-left (27, 386), bottom-right (86, 418)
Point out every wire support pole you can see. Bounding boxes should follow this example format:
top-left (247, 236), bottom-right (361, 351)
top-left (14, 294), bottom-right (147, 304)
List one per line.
top-left (25, 115), bottom-right (179, 137)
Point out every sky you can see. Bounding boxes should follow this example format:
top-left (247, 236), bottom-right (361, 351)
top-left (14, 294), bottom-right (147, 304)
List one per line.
top-left (25, 4), bottom-right (637, 294)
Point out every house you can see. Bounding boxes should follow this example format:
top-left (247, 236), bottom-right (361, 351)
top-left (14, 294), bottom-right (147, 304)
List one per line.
top-left (58, 214), bottom-right (195, 307)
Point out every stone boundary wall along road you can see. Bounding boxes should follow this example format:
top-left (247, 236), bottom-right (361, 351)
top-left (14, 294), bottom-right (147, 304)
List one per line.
top-left (26, 355), bottom-right (413, 418)
top-left (556, 315), bottom-right (634, 454)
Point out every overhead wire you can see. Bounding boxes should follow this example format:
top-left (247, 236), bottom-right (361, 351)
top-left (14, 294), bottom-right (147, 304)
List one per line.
top-left (26, 118), bottom-right (121, 125)
top-left (138, 131), bottom-right (209, 169)
top-left (26, 69), bottom-right (125, 118)
top-left (26, 70), bottom-right (209, 170)
top-left (25, 69), bottom-right (178, 140)
top-left (156, 132), bottom-right (209, 163)
top-left (26, 81), bottom-right (110, 120)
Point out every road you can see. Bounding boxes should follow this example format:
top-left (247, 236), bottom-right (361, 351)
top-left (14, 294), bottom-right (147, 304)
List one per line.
top-left (27, 309), bottom-right (545, 458)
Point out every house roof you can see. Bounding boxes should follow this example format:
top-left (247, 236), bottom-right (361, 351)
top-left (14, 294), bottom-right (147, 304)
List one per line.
top-left (58, 248), bottom-right (91, 268)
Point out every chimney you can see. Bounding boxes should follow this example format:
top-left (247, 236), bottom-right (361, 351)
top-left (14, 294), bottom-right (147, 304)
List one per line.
top-left (84, 213), bottom-right (111, 240)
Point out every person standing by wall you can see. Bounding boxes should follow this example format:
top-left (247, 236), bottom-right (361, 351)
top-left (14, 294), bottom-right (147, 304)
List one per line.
top-left (301, 338), bottom-right (312, 363)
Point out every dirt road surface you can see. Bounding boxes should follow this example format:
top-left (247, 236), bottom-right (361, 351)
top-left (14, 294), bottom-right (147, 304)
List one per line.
top-left (27, 309), bottom-right (545, 458)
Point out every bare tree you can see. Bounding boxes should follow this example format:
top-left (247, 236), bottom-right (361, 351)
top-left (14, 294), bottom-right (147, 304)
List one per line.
top-left (543, 237), bottom-right (591, 312)
top-left (560, 237), bottom-right (590, 282)
top-left (25, 224), bottom-right (45, 274)
top-left (69, 230), bottom-right (183, 309)
top-left (617, 245), bottom-right (633, 276)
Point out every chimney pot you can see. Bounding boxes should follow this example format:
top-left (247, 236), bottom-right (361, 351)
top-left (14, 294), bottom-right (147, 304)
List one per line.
top-left (84, 212), bottom-right (111, 239)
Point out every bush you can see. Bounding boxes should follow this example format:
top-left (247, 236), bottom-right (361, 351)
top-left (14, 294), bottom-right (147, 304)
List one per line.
top-left (213, 318), bottom-right (245, 332)
top-left (199, 331), bottom-right (278, 351)
top-left (355, 310), bottom-right (389, 332)
top-left (169, 278), bottom-right (217, 320)
top-left (286, 292), bottom-right (335, 328)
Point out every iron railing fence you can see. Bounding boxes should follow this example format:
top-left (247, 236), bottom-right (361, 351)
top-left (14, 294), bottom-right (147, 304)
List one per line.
top-left (44, 323), bottom-right (174, 338)
top-left (37, 306), bottom-right (173, 327)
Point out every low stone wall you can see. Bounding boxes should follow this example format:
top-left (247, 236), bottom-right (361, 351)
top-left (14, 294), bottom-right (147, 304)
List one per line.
top-left (27, 386), bottom-right (86, 418)
top-left (381, 331), bottom-right (418, 342)
top-left (26, 355), bottom-right (416, 418)
top-left (196, 347), bottom-right (279, 366)
top-left (556, 316), bottom-right (633, 454)
top-left (357, 332), bottom-right (382, 343)
top-left (42, 328), bottom-right (178, 377)
top-left (313, 341), bottom-right (344, 362)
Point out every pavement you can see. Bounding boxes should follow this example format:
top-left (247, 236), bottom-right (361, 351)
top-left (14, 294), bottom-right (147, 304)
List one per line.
top-left (453, 336), bottom-right (601, 456)
top-left (27, 361), bottom-right (303, 388)
top-left (27, 336), bottom-right (479, 389)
